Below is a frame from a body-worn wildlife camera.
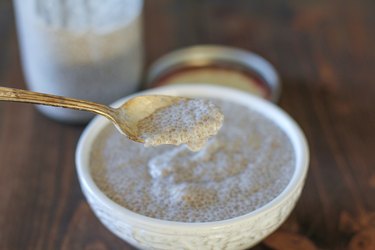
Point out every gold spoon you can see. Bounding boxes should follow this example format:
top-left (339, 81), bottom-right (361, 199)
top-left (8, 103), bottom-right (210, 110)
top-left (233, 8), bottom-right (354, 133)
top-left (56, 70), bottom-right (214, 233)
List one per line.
top-left (0, 86), bottom-right (187, 143)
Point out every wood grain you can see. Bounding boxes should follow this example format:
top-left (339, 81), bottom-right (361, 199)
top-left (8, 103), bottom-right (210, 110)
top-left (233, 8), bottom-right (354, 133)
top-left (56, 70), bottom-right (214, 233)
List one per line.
top-left (0, 0), bottom-right (374, 249)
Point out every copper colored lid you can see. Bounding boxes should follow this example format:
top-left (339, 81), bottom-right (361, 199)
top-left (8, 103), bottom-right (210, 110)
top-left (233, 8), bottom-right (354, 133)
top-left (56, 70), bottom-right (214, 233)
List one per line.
top-left (147, 45), bottom-right (281, 102)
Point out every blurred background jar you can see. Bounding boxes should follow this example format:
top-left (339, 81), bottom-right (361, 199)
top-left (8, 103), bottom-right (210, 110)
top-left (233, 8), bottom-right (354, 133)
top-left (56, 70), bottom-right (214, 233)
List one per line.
top-left (13, 0), bottom-right (144, 123)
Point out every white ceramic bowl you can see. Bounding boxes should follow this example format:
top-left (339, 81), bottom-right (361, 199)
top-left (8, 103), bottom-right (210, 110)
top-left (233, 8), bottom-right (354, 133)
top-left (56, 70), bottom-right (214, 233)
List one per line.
top-left (76, 84), bottom-right (309, 250)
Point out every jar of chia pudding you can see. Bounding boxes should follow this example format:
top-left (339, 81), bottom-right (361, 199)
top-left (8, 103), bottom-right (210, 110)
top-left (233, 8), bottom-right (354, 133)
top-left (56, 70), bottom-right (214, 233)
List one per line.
top-left (13, 0), bottom-right (144, 123)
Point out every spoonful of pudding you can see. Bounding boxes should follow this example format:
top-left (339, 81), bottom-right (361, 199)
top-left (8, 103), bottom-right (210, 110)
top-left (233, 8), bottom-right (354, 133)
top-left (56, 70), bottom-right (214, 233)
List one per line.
top-left (0, 87), bottom-right (223, 151)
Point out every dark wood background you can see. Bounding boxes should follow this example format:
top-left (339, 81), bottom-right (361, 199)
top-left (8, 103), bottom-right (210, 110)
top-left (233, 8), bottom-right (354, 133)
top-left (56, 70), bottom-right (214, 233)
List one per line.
top-left (1, 0), bottom-right (374, 249)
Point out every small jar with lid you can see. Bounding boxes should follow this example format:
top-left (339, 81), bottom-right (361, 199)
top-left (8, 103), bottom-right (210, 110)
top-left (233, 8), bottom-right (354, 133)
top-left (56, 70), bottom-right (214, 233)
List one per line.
top-left (147, 45), bottom-right (281, 103)
top-left (13, 0), bottom-right (144, 123)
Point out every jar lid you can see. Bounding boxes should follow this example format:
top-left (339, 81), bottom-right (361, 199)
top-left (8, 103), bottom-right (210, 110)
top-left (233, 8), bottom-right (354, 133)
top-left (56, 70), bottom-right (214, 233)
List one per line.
top-left (146, 45), bottom-right (281, 102)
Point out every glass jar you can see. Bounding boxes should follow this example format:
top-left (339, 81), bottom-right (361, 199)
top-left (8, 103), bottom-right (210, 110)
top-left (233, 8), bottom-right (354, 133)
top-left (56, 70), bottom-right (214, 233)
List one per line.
top-left (13, 0), bottom-right (144, 123)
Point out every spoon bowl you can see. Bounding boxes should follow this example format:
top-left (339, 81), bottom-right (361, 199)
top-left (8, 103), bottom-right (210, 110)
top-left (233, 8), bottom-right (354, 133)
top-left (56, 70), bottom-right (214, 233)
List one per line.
top-left (114, 95), bottom-right (191, 142)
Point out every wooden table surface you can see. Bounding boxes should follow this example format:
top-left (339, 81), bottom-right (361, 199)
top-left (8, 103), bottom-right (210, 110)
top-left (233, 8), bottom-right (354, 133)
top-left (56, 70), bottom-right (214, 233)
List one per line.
top-left (1, 0), bottom-right (375, 249)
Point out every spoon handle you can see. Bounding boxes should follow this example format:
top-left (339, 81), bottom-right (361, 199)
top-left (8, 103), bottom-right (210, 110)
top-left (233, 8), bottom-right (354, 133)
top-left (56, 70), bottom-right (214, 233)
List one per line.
top-left (0, 86), bottom-right (116, 120)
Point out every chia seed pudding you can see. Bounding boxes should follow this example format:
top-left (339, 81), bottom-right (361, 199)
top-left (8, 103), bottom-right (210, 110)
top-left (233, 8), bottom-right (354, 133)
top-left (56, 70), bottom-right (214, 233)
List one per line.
top-left (90, 99), bottom-right (295, 223)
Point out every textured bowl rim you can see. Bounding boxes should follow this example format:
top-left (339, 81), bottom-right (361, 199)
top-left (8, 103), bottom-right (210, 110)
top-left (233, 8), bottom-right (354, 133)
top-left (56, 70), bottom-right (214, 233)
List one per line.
top-left (75, 84), bottom-right (309, 230)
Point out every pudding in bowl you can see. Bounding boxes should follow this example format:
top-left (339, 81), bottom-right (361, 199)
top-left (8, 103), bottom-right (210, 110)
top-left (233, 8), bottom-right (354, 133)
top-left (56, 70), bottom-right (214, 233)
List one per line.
top-left (76, 84), bottom-right (309, 250)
